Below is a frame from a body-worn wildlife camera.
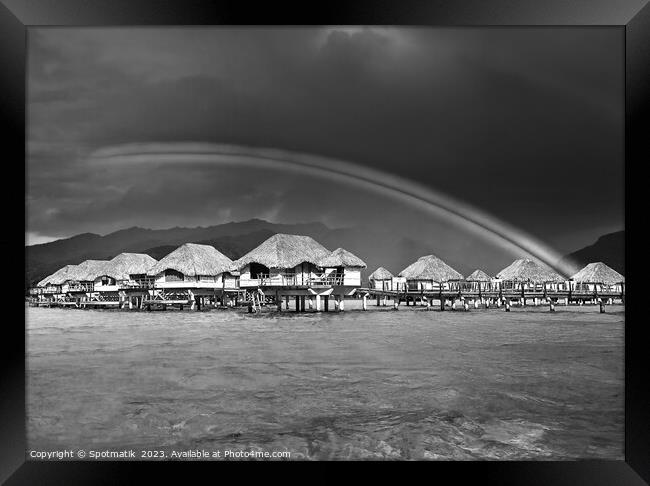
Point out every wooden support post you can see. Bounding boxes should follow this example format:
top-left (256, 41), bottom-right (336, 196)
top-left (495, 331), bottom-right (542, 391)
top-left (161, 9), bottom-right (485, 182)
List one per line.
top-left (295, 296), bottom-right (300, 312)
top-left (362, 294), bottom-right (367, 311)
top-left (324, 295), bottom-right (329, 312)
top-left (276, 292), bottom-right (282, 312)
top-left (440, 296), bottom-right (445, 311)
top-left (383, 296), bottom-right (387, 307)
top-left (316, 295), bottom-right (321, 311)
top-left (285, 296), bottom-right (290, 310)
top-left (188, 290), bottom-right (195, 311)
top-left (300, 296), bottom-right (306, 312)
top-left (376, 295), bottom-right (380, 306)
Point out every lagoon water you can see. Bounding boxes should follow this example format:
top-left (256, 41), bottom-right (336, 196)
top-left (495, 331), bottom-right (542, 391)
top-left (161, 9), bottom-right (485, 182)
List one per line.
top-left (26, 305), bottom-right (624, 460)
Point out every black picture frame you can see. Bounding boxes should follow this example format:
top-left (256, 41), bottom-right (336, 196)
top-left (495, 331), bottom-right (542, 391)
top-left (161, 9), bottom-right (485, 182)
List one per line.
top-left (1, 0), bottom-right (647, 483)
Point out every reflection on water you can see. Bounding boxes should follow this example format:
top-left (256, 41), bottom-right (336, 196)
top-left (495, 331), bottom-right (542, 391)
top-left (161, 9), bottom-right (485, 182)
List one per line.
top-left (26, 306), bottom-right (624, 460)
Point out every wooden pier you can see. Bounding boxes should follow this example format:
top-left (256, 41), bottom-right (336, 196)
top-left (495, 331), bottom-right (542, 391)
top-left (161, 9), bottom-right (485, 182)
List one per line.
top-left (352, 286), bottom-right (624, 312)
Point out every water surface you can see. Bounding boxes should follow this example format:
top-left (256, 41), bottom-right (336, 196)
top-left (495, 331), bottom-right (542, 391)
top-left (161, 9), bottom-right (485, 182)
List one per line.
top-left (26, 305), bottom-right (624, 460)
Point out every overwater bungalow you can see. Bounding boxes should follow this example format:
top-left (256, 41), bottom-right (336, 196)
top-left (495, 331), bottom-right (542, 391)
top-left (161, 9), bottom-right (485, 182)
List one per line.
top-left (495, 258), bottom-right (567, 292)
top-left (237, 234), bottom-right (331, 288)
top-left (315, 248), bottom-right (366, 287)
top-left (369, 267), bottom-right (394, 291)
top-left (464, 269), bottom-right (494, 292)
top-left (236, 234), bottom-right (365, 311)
top-left (570, 262), bottom-right (624, 294)
top-left (146, 243), bottom-right (238, 308)
top-left (91, 253), bottom-right (158, 308)
top-left (36, 264), bottom-right (79, 304)
top-left (96, 253), bottom-right (158, 290)
top-left (397, 255), bottom-right (465, 292)
top-left (67, 260), bottom-right (110, 294)
top-left (148, 243), bottom-right (237, 289)
top-left (64, 260), bottom-right (113, 305)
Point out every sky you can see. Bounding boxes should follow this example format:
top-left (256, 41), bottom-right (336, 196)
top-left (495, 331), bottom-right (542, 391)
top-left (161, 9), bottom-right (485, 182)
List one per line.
top-left (27, 27), bottom-right (623, 259)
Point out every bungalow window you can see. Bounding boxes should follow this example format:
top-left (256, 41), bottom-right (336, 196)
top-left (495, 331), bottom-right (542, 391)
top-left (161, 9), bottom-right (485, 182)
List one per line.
top-left (250, 263), bottom-right (269, 279)
top-left (165, 269), bottom-right (184, 281)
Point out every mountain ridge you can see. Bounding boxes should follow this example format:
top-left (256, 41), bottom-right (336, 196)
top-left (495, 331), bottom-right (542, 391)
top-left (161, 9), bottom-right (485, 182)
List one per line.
top-left (561, 231), bottom-right (624, 275)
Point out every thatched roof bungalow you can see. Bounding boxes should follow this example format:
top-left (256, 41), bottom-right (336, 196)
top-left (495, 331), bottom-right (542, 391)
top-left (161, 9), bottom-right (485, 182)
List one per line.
top-left (398, 255), bottom-right (464, 291)
top-left (37, 264), bottom-right (80, 296)
top-left (496, 258), bottom-right (567, 290)
top-left (236, 233), bottom-right (331, 287)
top-left (147, 243), bottom-right (237, 289)
top-left (63, 260), bottom-right (110, 292)
top-left (570, 262), bottom-right (624, 293)
top-left (316, 248), bottom-right (366, 286)
top-left (369, 267), bottom-right (394, 291)
top-left (465, 269), bottom-right (494, 292)
top-left (92, 253), bottom-right (158, 291)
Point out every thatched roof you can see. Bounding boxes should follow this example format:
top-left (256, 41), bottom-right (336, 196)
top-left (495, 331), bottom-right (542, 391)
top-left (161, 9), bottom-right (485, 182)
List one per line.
top-left (317, 248), bottom-right (367, 268)
top-left (147, 243), bottom-right (234, 277)
top-left (235, 234), bottom-right (330, 270)
top-left (369, 266), bottom-right (393, 280)
top-left (571, 262), bottom-right (624, 284)
top-left (37, 264), bottom-right (79, 287)
top-left (496, 258), bottom-right (565, 283)
top-left (398, 255), bottom-right (464, 282)
top-left (466, 269), bottom-right (492, 282)
top-left (104, 253), bottom-right (157, 280)
top-left (69, 260), bottom-right (111, 282)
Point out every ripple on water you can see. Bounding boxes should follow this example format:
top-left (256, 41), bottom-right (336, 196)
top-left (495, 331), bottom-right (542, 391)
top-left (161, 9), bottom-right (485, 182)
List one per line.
top-left (26, 306), bottom-right (624, 459)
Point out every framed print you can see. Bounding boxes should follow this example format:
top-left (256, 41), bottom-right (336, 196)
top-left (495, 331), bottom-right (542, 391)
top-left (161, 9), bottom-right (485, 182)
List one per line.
top-left (1, 0), bottom-right (647, 483)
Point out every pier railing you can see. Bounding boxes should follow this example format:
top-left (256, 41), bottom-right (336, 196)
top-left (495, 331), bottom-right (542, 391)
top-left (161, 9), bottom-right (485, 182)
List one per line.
top-left (245, 273), bottom-right (345, 287)
top-left (308, 273), bottom-right (344, 286)
top-left (67, 282), bottom-right (94, 292)
top-left (119, 278), bottom-right (155, 290)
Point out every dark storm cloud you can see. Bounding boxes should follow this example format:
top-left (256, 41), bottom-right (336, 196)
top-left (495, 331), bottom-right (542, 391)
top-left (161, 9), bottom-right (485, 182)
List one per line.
top-left (27, 27), bottom-right (623, 255)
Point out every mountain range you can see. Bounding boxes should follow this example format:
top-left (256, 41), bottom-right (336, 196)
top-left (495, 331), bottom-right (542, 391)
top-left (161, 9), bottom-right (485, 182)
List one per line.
top-left (25, 219), bottom-right (624, 289)
top-left (561, 231), bottom-right (624, 275)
